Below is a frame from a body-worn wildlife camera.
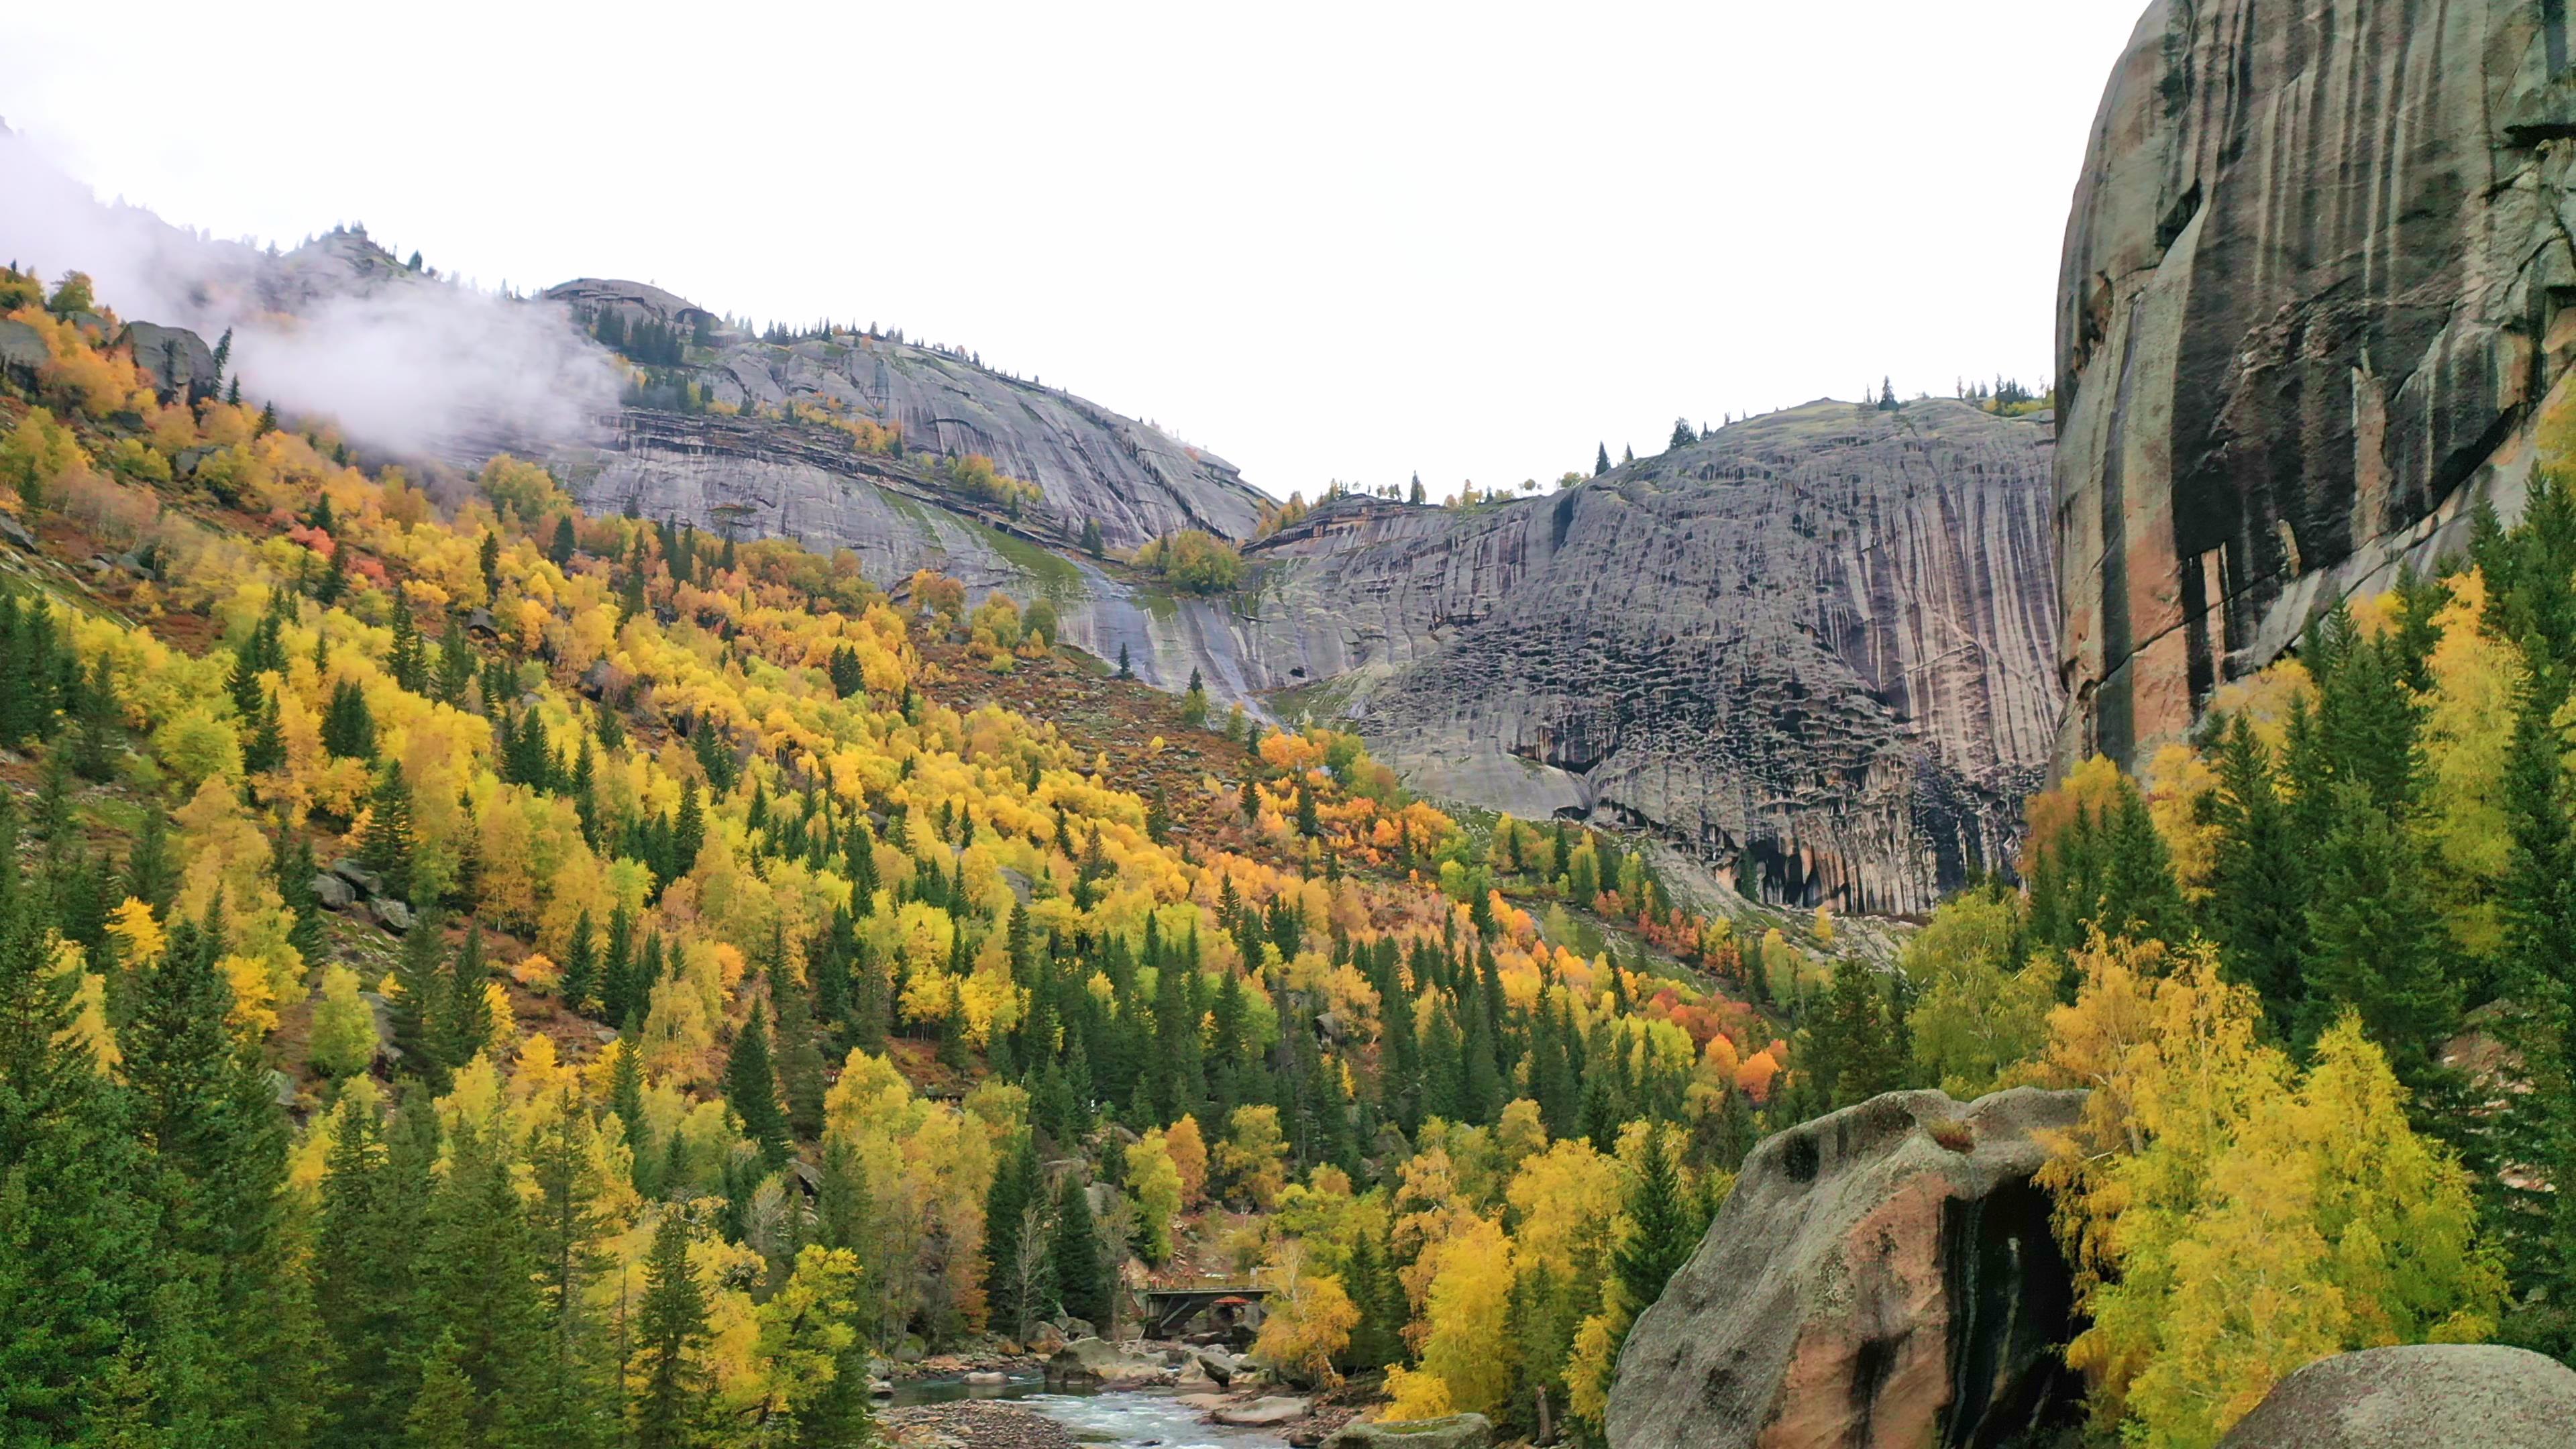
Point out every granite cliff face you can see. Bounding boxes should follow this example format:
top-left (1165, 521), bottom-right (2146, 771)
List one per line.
top-left (566, 394), bottom-right (2059, 916)
top-left (543, 279), bottom-right (1267, 553)
top-left (1230, 401), bottom-right (2061, 916)
top-left (2058, 0), bottom-right (2576, 767)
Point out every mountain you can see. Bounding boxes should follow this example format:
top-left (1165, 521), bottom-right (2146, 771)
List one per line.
top-left (1224, 400), bottom-right (2060, 916)
top-left (542, 277), bottom-right (1267, 554)
top-left (2055, 0), bottom-right (2576, 767)
top-left (542, 284), bottom-right (2062, 916)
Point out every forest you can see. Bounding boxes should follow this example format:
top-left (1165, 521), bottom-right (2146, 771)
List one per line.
top-left (0, 258), bottom-right (2553, 1449)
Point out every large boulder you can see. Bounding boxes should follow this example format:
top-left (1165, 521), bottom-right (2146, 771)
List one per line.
top-left (1320, 1415), bottom-right (1491, 1449)
top-left (1607, 1087), bottom-right (2088, 1449)
top-left (1043, 1336), bottom-right (1169, 1389)
top-left (2057, 0), bottom-right (2576, 768)
top-left (119, 321), bottom-right (217, 402)
top-left (2216, 1344), bottom-right (2576, 1448)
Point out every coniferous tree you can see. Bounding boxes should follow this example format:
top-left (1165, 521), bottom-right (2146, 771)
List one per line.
top-left (0, 797), bottom-right (159, 1442)
top-left (1609, 1130), bottom-right (1702, 1322)
top-left (1051, 1175), bottom-right (1109, 1330)
top-left (549, 515), bottom-right (577, 568)
top-left (124, 900), bottom-right (317, 1444)
top-left (441, 922), bottom-right (494, 1069)
top-left (390, 908), bottom-right (447, 1085)
top-left (772, 953), bottom-right (828, 1141)
top-left (632, 1212), bottom-right (710, 1449)
top-left (358, 763), bottom-right (417, 902)
top-left (1593, 443), bottom-right (1611, 477)
top-left (412, 1113), bottom-right (550, 1444)
top-left (983, 1134), bottom-right (1049, 1338)
top-left (727, 1007), bottom-right (791, 1169)
top-left (560, 910), bottom-right (598, 1015)
top-left (321, 679), bottom-right (376, 760)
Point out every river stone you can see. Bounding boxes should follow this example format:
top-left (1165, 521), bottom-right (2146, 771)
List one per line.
top-left (1044, 1338), bottom-right (1170, 1389)
top-left (1320, 1414), bottom-right (1491, 1449)
top-left (1607, 1087), bottom-right (2088, 1449)
top-left (2216, 1344), bottom-right (2576, 1448)
top-left (1215, 1397), bottom-right (1309, 1428)
top-left (2057, 0), bottom-right (2576, 769)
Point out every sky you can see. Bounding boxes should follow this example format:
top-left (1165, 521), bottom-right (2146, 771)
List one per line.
top-left (0, 1), bottom-right (2148, 500)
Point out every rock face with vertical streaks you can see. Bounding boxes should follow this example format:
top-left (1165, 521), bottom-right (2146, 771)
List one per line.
top-left (538, 284), bottom-right (2060, 914)
top-left (1234, 400), bottom-right (2061, 916)
top-left (2057, 0), bottom-right (2576, 768)
top-left (1606, 1087), bottom-right (2090, 1449)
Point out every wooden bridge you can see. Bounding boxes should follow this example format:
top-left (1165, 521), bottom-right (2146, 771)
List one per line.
top-left (1137, 1283), bottom-right (1271, 1340)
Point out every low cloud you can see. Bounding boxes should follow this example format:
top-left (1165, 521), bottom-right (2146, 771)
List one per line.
top-left (0, 128), bottom-right (616, 462)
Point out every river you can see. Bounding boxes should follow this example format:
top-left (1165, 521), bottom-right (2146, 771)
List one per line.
top-left (894, 1377), bottom-right (1291, 1449)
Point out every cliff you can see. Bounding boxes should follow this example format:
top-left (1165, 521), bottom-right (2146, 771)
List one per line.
top-left (544, 279), bottom-right (1268, 553)
top-left (2057, 0), bottom-right (2576, 767)
top-left (1234, 400), bottom-right (2061, 916)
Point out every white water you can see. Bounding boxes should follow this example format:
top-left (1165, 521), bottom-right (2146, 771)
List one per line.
top-left (894, 1379), bottom-right (1290, 1449)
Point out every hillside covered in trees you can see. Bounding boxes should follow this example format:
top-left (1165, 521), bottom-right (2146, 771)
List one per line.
top-left (0, 251), bottom-right (2557, 1449)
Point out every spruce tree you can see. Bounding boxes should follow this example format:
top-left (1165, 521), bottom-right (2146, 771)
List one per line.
top-left (726, 1007), bottom-right (791, 1169)
top-left (772, 953), bottom-right (828, 1141)
top-left (390, 910), bottom-right (447, 1085)
top-left (358, 763), bottom-right (417, 902)
top-left (560, 910), bottom-right (598, 1015)
top-left (411, 1113), bottom-right (550, 1444)
top-left (0, 798), bottom-right (158, 1440)
top-left (2202, 711), bottom-right (2310, 1030)
top-left (1594, 443), bottom-right (1611, 477)
top-left (440, 921), bottom-right (494, 1069)
top-left (1051, 1175), bottom-right (1109, 1330)
top-left (633, 1212), bottom-right (710, 1449)
top-left (124, 901), bottom-right (317, 1444)
top-left (2302, 782), bottom-right (2459, 1098)
top-left (1610, 1130), bottom-right (1701, 1319)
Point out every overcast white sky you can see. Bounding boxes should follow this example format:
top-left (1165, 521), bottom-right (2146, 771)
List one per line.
top-left (2, 1), bottom-right (2145, 500)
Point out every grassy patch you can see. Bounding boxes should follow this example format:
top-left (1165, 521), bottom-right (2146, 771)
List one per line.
top-left (976, 523), bottom-right (1089, 602)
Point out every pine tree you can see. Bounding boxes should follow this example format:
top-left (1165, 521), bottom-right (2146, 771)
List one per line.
top-left (2202, 711), bottom-right (2310, 1030)
top-left (1593, 443), bottom-right (1611, 477)
top-left (2303, 783), bottom-right (2459, 1097)
top-left (124, 900), bottom-right (316, 1444)
top-left (390, 908), bottom-right (447, 1085)
top-left (1610, 1130), bottom-right (1701, 1319)
top-left (549, 515), bottom-right (577, 568)
top-left (527, 1091), bottom-right (610, 1444)
top-left (1117, 643), bottom-right (1134, 680)
top-left (412, 1113), bottom-right (550, 1443)
top-left (321, 678), bottom-right (376, 760)
top-left (477, 531), bottom-right (501, 604)
top-left (315, 1099), bottom-right (423, 1448)
top-left (358, 763), bottom-right (417, 902)
top-left (560, 910), bottom-right (598, 1015)
top-left (440, 921), bottom-right (494, 1069)
top-left (1079, 517), bottom-right (1104, 557)
top-left (1051, 1175), bottom-right (1109, 1330)
top-left (632, 1212), bottom-right (710, 1449)
top-left (983, 1135), bottom-right (1049, 1338)
top-left (0, 797), bottom-right (158, 1441)
top-left (772, 953), bottom-right (828, 1141)
top-left (727, 1006), bottom-right (791, 1169)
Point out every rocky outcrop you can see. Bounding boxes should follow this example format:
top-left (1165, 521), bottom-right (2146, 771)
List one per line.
top-left (1607, 1087), bottom-right (2088, 1449)
top-left (1321, 1415), bottom-right (1492, 1449)
top-left (545, 278), bottom-right (1268, 552)
top-left (569, 396), bottom-right (2058, 915)
top-left (1232, 400), bottom-right (2061, 915)
top-left (2215, 1344), bottom-right (2576, 1448)
top-left (117, 321), bottom-right (216, 402)
top-left (2057, 0), bottom-right (2576, 767)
